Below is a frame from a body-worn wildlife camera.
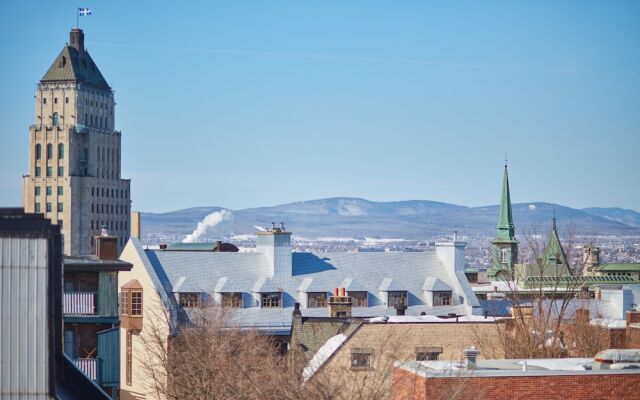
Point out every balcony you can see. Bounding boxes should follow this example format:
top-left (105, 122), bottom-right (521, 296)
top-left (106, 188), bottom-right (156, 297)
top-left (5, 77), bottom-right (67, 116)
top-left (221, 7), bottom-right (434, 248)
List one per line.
top-left (64, 291), bottom-right (97, 315)
top-left (73, 357), bottom-right (97, 380)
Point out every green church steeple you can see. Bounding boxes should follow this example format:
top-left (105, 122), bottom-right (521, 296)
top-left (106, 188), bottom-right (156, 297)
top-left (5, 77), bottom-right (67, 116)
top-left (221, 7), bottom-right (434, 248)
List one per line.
top-left (489, 162), bottom-right (519, 278)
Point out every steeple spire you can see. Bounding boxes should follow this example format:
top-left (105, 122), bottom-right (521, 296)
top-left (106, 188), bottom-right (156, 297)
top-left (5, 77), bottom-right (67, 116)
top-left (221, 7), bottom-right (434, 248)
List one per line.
top-left (496, 163), bottom-right (515, 237)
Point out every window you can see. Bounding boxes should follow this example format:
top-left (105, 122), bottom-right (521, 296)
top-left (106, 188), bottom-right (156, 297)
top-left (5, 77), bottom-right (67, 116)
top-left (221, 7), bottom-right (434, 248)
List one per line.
top-left (58, 144), bottom-right (64, 159)
top-left (179, 293), bottom-right (200, 308)
top-left (349, 291), bottom-right (368, 307)
top-left (416, 347), bottom-right (442, 361)
top-left (35, 186), bottom-right (41, 196)
top-left (57, 186), bottom-right (63, 195)
top-left (433, 291), bottom-right (452, 306)
top-left (52, 112), bottom-right (59, 126)
top-left (222, 292), bottom-right (242, 308)
top-left (47, 144), bottom-right (53, 159)
top-left (57, 203), bottom-right (63, 212)
top-left (46, 203), bottom-right (52, 212)
top-left (43, 97), bottom-right (47, 104)
top-left (388, 291), bottom-right (408, 307)
top-left (54, 98), bottom-right (58, 104)
top-left (35, 167), bottom-right (41, 177)
top-left (65, 97), bottom-right (69, 104)
top-left (58, 166), bottom-right (64, 176)
top-left (58, 219), bottom-right (63, 229)
top-left (500, 248), bottom-right (509, 264)
top-left (126, 330), bottom-right (133, 386)
top-left (46, 186), bottom-right (52, 195)
top-left (46, 167), bottom-right (52, 177)
top-left (350, 349), bottom-right (372, 369)
top-left (35, 203), bottom-right (41, 213)
top-left (131, 291), bottom-right (143, 316)
top-left (307, 292), bottom-right (328, 308)
top-left (121, 291), bottom-right (130, 315)
top-left (36, 144), bottom-right (42, 160)
top-left (261, 292), bottom-right (281, 308)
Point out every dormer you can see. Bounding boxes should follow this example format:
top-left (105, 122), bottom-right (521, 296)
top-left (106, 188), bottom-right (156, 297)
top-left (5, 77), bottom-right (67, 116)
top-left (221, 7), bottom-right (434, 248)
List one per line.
top-left (422, 277), bottom-right (453, 307)
top-left (378, 278), bottom-right (408, 307)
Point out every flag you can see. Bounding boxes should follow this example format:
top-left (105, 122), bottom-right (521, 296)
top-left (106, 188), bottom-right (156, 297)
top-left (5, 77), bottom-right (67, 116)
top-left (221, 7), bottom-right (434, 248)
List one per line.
top-left (78, 8), bottom-right (91, 16)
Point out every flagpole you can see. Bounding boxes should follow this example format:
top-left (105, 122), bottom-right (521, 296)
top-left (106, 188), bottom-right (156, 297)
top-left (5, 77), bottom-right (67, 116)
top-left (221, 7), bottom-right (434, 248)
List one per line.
top-left (76, 8), bottom-right (79, 29)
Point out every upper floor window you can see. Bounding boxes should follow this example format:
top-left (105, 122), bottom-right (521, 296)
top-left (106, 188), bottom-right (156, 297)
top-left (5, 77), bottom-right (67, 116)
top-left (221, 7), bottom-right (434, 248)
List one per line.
top-left (261, 292), bottom-right (281, 308)
top-left (35, 167), bottom-right (41, 177)
top-left (179, 293), bottom-right (200, 308)
top-left (34, 186), bottom-right (41, 196)
top-left (35, 144), bottom-right (42, 160)
top-left (57, 166), bottom-right (64, 177)
top-left (43, 97), bottom-right (47, 104)
top-left (222, 292), bottom-right (243, 308)
top-left (433, 291), bottom-right (452, 306)
top-left (500, 248), bottom-right (509, 264)
top-left (416, 347), bottom-right (442, 361)
top-left (58, 144), bottom-right (64, 159)
top-left (307, 292), bottom-right (327, 308)
top-left (52, 112), bottom-right (59, 126)
top-left (349, 291), bottom-right (368, 307)
top-left (46, 144), bottom-right (53, 159)
top-left (388, 291), bottom-right (408, 307)
top-left (131, 291), bottom-right (143, 315)
top-left (350, 349), bottom-right (372, 369)
top-left (121, 280), bottom-right (143, 317)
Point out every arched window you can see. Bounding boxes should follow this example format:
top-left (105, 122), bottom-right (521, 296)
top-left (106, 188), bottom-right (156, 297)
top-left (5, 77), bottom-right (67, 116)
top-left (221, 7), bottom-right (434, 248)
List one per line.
top-left (46, 144), bottom-right (53, 160)
top-left (52, 112), bottom-right (59, 127)
top-left (58, 144), bottom-right (64, 159)
top-left (35, 144), bottom-right (42, 160)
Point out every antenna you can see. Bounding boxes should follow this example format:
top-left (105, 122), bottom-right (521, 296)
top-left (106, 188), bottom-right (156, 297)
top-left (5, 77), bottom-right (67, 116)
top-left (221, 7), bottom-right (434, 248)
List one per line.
top-left (504, 152), bottom-right (508, 168)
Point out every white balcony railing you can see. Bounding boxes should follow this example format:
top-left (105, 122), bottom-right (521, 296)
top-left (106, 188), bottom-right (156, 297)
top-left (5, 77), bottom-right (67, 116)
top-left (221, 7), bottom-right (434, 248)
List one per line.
top-left (64, 292), bottom-right (97, 315)
top-left (74, 357), bottom-right (97, 380)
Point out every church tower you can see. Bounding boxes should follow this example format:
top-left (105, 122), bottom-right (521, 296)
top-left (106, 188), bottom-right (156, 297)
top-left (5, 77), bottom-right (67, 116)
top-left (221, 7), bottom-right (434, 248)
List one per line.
top-left (22, 28), bottom-right (131, 256)
top-left (489, 163), bottom-right (518, 278)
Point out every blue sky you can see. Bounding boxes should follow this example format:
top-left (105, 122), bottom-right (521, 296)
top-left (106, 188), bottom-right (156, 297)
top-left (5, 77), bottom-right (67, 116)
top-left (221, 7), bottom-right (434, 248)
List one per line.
top-left (1, 1), bottom-right (638, 212)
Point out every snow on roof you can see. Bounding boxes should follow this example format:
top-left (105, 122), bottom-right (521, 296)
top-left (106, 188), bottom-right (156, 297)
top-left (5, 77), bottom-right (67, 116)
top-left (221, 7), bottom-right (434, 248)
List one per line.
top-left (516, 358), bottom-right (592, 371)
top-left (590, 318), bottom-right (628, 329)
top-left (369, 315), bottom-right (507, 324)
top-left (302, 333), bottom-right (348, 382)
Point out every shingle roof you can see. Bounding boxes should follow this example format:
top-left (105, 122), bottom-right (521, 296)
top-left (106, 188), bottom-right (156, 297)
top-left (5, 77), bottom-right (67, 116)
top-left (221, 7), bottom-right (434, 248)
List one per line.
top-left (41, 46), bottom-right (110, 89)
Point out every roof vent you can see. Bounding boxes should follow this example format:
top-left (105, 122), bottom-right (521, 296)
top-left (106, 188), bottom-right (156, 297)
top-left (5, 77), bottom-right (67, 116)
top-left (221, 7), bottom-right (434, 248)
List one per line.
top-left (463, 346), bottom-right (480, 370)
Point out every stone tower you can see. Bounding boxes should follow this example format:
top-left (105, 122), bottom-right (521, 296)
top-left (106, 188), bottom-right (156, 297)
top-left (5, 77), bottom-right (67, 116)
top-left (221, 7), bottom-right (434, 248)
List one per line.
top-left (22, 28), bottom-right (131, 256)
top-left (489, 163), bottom-right (518, 278)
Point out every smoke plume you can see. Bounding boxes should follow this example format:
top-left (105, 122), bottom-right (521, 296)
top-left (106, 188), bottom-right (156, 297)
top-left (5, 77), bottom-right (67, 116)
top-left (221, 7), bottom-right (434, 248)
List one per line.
top-left (182, 210), bottom-right (231, 243)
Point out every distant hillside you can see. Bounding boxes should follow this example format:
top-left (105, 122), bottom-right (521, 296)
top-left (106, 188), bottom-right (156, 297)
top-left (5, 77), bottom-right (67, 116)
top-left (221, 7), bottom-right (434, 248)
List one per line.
top-left (139, 198), bottom-right (640, 244)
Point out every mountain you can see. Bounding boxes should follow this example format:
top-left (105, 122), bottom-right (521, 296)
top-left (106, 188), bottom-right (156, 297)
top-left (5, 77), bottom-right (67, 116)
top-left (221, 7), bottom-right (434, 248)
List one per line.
top-left (139, 198), bottom-right (640, 244)
top-left (581, 207), bottom-right (640, 228)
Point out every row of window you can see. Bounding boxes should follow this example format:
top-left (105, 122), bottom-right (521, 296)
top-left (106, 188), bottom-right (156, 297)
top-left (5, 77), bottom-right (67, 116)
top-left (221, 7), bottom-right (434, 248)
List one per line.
top-left (96, 145), bottom-right (119, 163)
top-left (177, 290), bottom-right (453, 309)
top-left (35, 143), bottom-right (64, 160)
top-left (96, 167), bottom-right (120, 180)
top-left (34, 202), bottom-right (63, 213)
top-left (34, 166), bottom-right (64, 177)
top-left (85, 113), bottom-right (110, 129)
top-left (42, 97), bottom-right (69, 105)
top-left (350, 347), bottom-right (441, 369)
top-left (34, 185), bottom-right (64, 196)
top-left (90, 219), bottom-right (128, 231)
top-left (91, 186), bottom-right (127, 199)
top-left (91, 203), bottom-right (128, 216)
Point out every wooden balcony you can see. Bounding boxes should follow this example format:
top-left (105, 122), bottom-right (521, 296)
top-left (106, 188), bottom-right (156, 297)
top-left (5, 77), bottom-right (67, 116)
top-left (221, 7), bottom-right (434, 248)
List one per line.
top-left (73, 357), bottom-right (97, 381)
top-left (64, 291), bottom-right (97, 315)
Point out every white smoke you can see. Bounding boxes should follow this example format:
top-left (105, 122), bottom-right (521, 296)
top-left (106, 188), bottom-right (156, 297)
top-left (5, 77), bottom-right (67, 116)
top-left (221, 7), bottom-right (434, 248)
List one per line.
top-left (528, 204), bottom-right (537, 210)
top-left (254, 225), bottom-right (267, 232)
top-left (182, 210), bottom-right (231, 243)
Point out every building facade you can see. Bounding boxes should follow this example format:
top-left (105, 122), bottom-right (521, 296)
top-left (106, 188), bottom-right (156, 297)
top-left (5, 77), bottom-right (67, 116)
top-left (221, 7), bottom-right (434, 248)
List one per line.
top-left (22, 28), bottom-right (131, 256)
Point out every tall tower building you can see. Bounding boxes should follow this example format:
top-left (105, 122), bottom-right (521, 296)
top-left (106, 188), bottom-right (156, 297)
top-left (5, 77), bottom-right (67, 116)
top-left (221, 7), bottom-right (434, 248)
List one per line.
top-left (22, 28), bottom-right (131, 256)
top-left (489, 163), bottom-right (518, 278)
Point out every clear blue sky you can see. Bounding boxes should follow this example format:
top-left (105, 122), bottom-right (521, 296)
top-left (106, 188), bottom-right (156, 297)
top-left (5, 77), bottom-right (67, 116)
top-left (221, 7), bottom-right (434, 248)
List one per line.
top-left (1, 1), bottom-right (638, 212)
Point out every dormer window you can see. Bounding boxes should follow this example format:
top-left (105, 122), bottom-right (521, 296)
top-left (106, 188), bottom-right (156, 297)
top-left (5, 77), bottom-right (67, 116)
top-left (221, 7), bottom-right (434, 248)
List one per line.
top-left (222, 292), bottom-right (242, 308)
top-left (433, 291), bottom-right (451, 306)
top-left (388, 291), bottom-right (407, 307)
top-left (349, 291), bottom-right (368, 307)
top-left (261, 292), bottom-right (281, 308)
top-left (307, 292), bottom-right (327, 308)
top-left (179, 292), bottom-right (200, 308)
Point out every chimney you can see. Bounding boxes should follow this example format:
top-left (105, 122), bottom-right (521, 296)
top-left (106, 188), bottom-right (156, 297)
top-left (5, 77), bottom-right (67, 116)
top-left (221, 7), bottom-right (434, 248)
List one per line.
top-left (627, 309), bottom-right (640, 339)
top-left (395, 302), bottom-right (407, 316)
top-left (463, 347), bottom-right (480, 370)
top-left (328, 288), bottom-right (352, 318)
top-left (159, 244), bottom-right (168, 250)
top-left (293, 302), bottom-right (302, 317)
top-left (435, 233), bottom-right (466, 273)
top-left (69, 28), bottom-right (85, 53)
top-left (582, 244), bottom-right (600, 274)
top-left (95, 228), bottom-right (118, 260)
top-left (256, 223), bottom-right (292, 277)
top-left (576, 308), bottom-right (590, 325)
top-left (215, 240), bottom-right (222, 252)
top-left (131, 211), bottom-right (141, 238)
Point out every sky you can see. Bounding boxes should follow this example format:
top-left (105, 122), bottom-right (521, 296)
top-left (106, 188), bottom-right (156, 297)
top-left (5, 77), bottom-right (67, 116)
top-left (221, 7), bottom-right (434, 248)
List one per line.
top-left (1, 1), bottom-right (638, 213)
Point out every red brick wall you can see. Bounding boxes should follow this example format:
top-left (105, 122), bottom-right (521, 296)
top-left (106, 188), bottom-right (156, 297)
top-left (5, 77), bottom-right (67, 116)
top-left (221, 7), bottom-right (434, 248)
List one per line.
top-left (393, 367), bottom-right (640, 400)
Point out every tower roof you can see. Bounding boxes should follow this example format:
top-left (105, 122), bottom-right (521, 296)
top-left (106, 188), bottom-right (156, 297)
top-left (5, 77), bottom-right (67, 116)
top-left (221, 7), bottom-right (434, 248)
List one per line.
top-left (494, 163), bottom-right (516, 242)
top-left (543, 218), bottom-right (569, 268)
top-left (40, 29), bottom-right (110, 89)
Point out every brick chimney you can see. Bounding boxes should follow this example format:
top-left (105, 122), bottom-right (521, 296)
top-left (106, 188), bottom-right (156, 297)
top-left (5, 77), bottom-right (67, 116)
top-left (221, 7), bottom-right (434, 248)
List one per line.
top-left (576, 308), bottom-right (590, 325)
top-left (95, 227), bottom-right (118, 260)
top-left (328, 287), bottom-right (352, 318)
